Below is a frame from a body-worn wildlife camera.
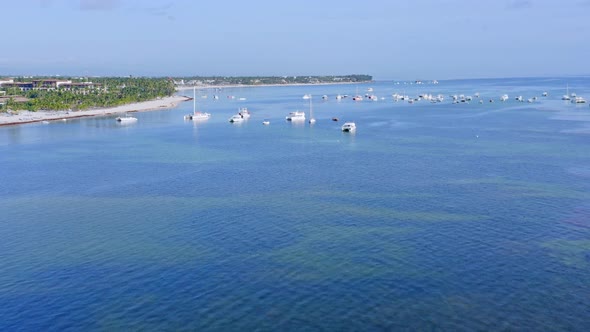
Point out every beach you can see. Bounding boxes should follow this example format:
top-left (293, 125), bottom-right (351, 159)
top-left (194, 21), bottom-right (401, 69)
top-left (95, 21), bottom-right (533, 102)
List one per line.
top-left (0, 95), bottom-right (190, 126)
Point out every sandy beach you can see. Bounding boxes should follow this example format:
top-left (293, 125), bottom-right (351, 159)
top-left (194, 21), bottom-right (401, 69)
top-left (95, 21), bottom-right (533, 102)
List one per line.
top-left (0, 95), bottom-right (190, 126)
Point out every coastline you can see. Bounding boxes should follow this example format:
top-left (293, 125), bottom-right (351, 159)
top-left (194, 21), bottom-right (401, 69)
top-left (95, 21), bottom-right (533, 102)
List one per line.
top-left (175, 81), bottom-right (367, 91)
top-left (0, 95), bottom-right (190, 127)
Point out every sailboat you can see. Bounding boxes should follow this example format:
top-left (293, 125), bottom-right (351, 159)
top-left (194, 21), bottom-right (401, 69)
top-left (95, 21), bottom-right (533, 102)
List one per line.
top-left (185, 86), bottom-right (211, 120)
top-left (308, 95), bottom-right (316, 124)
top-left (562, 84), bottom-right (571, 101)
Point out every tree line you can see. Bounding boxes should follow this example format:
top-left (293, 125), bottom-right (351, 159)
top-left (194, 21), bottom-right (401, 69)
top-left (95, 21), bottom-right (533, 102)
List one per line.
top-left (1, 77), bottom-right (175, 112)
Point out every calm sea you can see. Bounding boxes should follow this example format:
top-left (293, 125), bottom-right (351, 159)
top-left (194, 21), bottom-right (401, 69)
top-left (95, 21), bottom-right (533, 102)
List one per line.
top-left (1, 77), bottom-right (590, 331)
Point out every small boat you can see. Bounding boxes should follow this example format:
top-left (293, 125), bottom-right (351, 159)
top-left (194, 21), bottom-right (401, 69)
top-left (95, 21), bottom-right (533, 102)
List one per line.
top-left (286, 111), bottom-right (305, 121)
top-left (229, 114), bottom-right (244, 123)
top-left (542, 92), bottom-right (548, 97)
top-left (238, 107), bottom-right (251, 119)
top-left (500, 94), bottom-right (509, 102)
top-left (332, 117), bottom-right (339, 122)
top-left (573, 96), bottom-right (586, 104)
top-left (322, 95), bottom-right (328, 100)
top-left (302, 94), bottom-right (311, 100)
top-left (116, 115), bottom-right (137, 123)
top-left (341, 122), bottom-right (356, 132)
top-left (262, 120), bottom-right (270, 125)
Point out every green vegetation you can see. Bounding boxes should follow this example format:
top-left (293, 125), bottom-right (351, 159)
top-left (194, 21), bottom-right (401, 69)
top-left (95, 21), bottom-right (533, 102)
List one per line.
top-left (0, 77), bottom-right (175, 112)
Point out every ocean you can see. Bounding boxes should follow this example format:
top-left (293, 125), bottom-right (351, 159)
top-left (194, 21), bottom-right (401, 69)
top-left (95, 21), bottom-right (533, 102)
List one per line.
top-left (1, 77), bottom-right (590, 330)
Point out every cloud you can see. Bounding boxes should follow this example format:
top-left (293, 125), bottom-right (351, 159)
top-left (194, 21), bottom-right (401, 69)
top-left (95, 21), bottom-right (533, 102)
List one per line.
top-left (79, 0), bottom-right (121, 11)
top-left (506, 0), bottom-right (533, 9)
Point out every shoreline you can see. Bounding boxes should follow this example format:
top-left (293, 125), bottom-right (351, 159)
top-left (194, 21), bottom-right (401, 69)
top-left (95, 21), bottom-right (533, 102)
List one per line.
top-left (175, 81), bottom-right (369, 91)
top-left (0, 95), bottom-right (190, 127)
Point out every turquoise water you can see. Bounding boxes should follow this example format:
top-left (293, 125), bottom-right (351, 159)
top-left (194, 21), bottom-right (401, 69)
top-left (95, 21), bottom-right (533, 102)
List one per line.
top-left (1, 77), bottom-right (590, 330)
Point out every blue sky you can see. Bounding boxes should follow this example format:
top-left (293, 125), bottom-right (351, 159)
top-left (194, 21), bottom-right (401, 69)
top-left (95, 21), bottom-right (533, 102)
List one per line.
top-left (1, 0), bottom-right (589, 79)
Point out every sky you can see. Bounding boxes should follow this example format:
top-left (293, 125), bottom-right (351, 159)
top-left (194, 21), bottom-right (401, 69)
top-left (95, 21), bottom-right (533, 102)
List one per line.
top-left (1, 0), bottom-right (589, 80)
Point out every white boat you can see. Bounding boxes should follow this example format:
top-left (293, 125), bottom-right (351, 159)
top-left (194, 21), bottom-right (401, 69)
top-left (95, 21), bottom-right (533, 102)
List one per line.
top-left (286, 111), bottom-right (305, 121)
top-left (116, 115), bottom-right (137, 123)
top-left (562, 84), bottom-right (571, 100)
top-left (302, 94), bottom-right (311, 100)
top-left (341, 122), bottom-right (356, 132)
top-left (229, 114), bottom-right (244, 123)
top-left (262, 120), bottom-right (270, 125)
top-left (322, 95), bottom-right (328, 100)
top-left (542, 92), bottom-right (548, 97)
top-left (500, 94), bottom-right (509, 102)
top-left (573, 96), bottom-right (586, 104)
top-left (238, 107), bottom-right (251, 119)
top-left (515, 96), bottom-right (523, 102)
top-left (308, 96), bottom-right (316, 124)
top-left (185, 87), bottom-right (211, 120)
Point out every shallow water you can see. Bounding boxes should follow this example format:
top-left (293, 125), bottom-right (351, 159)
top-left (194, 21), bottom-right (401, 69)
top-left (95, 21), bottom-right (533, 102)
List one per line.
top-left (1, 77), bottom-right (590, 330)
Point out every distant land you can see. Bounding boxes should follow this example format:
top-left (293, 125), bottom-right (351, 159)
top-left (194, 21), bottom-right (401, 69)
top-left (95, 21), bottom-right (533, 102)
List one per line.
top-left (173, 75), bottom-right (373, 87)
top-left (0, 75), bottom-right (372, 112)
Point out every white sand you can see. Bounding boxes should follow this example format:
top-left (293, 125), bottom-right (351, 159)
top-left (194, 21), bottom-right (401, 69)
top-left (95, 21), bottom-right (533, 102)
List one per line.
top-left (0, 95), bottom-right (190, 126)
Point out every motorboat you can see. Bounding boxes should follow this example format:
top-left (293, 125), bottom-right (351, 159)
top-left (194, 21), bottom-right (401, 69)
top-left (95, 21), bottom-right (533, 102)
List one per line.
top-left (262, 120), bottom-right (270, 125)
top-left (116, 115), bottom-right (137, 123)
top-left (573, 96), bottom-right (586, 104)
top-left (341, 122), bottom-right (356, 132)
top-left (229, 114), bottom-right (244, 123)
top-left (238, 107), bottom-right (251, 119)
top-left (286, 111), bottom-right (305, 121)
top-left (302, 94), bottom-right (311, 100)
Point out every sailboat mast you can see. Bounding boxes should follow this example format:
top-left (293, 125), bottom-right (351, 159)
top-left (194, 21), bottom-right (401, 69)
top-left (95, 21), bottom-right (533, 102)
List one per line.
top-left (193, 86), bottom-right (196, 113)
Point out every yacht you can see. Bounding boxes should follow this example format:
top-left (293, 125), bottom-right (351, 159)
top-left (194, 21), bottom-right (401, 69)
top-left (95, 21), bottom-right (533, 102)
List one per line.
top-left (286, 111), bottom-right (305, 121)
top-left (238, 107), bottom-right (251, 119)
top-left (341, 122), bottom-right (356, 132)
top-left (229, 114), bottom-right (244, 123)
top-left (573, 96), bottom-right (586, 104)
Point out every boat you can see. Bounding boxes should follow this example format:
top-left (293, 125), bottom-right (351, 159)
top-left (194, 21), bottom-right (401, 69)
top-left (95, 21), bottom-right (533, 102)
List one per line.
top-left (542, 92), bottom-right (548, 97)
top-left (573, 96), bottom-right (586, 104)
top-left (238, 107), bottom-right (251, 119)
top-left (308, 96), bottom-right (316, 124)
top-left (341, 122), bottom-right (356, 132)
top-left (229, 114), bottom-right (244, 123)
top-left (322, 95), bottom-right (328, 100)
top-left (302, 94), bottom-right (311, 100)
top-left (185, 87), bottom-right (211, 120)
top-left (286, 111), bottom-right (305, 121)
top-left (116, 115), bottom-right (137, 123)
top-left (500, 94), bottom-right (509, 102)
top-left (562, 84), bottom-right (571, 100)
top-left (262, 120), bottom-right (270, 125)
top-left (332, 117), bottom-right (339, 121)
